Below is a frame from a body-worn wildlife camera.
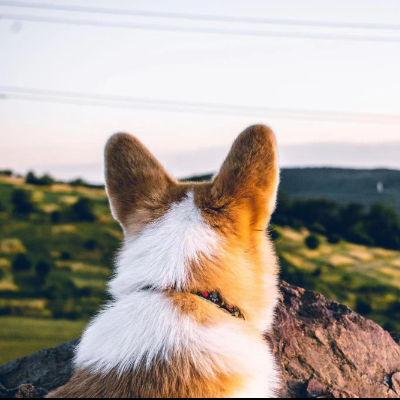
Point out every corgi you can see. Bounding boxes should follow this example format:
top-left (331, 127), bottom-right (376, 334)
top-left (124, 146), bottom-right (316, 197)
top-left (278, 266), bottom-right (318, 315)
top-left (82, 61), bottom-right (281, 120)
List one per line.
top-left (48, 125), bottom-right (281, 398)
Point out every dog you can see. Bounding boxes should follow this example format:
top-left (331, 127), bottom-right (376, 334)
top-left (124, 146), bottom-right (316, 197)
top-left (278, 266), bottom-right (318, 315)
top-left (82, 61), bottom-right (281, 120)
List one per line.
top-left (48, 125), bottom-right (281, 398)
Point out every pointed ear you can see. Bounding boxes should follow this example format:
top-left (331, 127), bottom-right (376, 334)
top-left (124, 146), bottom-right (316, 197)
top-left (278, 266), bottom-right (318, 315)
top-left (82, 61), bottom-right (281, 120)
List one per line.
top-left (211, 125), bottom-right (280, 228)
top-left (105, 133), bottom-right (175, 229)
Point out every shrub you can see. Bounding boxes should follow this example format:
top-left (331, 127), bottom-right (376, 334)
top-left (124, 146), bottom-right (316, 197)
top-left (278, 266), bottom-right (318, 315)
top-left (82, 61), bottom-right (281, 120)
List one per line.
top-left (327, 234), bottom-right (341, 245)
top-left (35, 261), bottom-right (52, 278)
top-left (309, 223), bottom-right (326, 235)
top-left (12, 253), bottom-right (32, 273)
top-left (35, 261), bottom-right (52, 287)
top-left (312, 268), bottom-right (322, 278)
top-left (26, 171), bottom-right (55, 186)
top-left (0, 200), bottom-right (6, 213)
top-left (12, 189), bottom-right (35, 214)
top-left (84, 239), bottom-right (98, 251)
top-left (346, 223), bottom-right (374, 246)
top-left (70, 178), bottom-right (87, 187)
top-left (60, 251), bottom-right (72, 261)
top-left (388, 301), bottom-right (400, 314)
top-left (356, 298), bottom-right (372, 315)
top-left (305, 235), bottom-right (320, 250)
top-left (51, 211), bottom-right (62, 224)
top-left (71, 198), bottom-right (96, 222)
top-left (0, 268), bottom-right (5, 280)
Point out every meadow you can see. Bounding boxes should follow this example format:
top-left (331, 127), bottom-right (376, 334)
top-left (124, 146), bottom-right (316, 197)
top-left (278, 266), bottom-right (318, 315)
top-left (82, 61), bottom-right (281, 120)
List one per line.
top-left (0, 173), bottom-right (399, 365)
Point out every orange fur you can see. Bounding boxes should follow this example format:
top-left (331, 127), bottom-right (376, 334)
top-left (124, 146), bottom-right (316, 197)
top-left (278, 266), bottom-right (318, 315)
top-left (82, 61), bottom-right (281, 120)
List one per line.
top-left (48, 125), bottom-right (281, 398)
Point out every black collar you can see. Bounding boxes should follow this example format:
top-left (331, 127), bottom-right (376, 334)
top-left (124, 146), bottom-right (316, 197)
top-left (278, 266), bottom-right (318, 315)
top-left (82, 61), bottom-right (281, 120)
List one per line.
top-left (194, 291), bottom-right (247, 321)
top-left (140, 287), bottom-right (247, 321)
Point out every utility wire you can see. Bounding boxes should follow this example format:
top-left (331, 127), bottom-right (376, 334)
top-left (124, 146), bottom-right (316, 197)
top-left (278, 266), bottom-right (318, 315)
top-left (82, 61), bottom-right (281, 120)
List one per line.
top-left (0, 0), bottom-right (400, 31)
top-left (1, 13), bottom-right (400, 43)
top-left (1, 86), bottom-right (400, 126)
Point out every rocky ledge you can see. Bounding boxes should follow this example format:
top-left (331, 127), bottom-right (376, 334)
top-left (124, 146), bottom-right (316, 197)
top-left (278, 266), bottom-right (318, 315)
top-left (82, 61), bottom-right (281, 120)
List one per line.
top-left (1, 282), bottom-right (399, 398)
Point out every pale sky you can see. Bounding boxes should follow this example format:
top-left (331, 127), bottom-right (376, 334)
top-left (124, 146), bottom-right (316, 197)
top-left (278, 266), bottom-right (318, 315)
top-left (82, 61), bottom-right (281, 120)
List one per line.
top-left (1, 0), bottom-right (400, 182)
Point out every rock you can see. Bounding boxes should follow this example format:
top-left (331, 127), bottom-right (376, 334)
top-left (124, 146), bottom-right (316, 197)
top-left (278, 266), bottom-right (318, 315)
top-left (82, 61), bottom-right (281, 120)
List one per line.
top-left (392, 373), bottom-right (400, 395)
top-left (1, 283), bottom-right (400, 398)
top-left (306, 379), bottom-right (332, 398)
top-left (268, 282), bottom-right (400, 398)
top-left (0, 340), bottom-right (78, 393)
top-left (0, 384), bottom-right (48, 399)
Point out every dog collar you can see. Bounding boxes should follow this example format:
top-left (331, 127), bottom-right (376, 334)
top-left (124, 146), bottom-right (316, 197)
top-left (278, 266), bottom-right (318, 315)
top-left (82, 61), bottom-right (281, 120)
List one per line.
top-left (194, 291), bottom-right (247, 321)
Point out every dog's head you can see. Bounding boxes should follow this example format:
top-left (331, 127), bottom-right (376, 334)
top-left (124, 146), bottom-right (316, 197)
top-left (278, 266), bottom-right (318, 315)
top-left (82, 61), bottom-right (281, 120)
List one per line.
top-left (105, 125), bottom-right (280, 328)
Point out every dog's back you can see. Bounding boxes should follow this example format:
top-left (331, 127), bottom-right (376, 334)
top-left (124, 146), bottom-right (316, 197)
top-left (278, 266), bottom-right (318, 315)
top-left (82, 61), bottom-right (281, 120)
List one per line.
top-left (48, 125), bottom-right (281, 398)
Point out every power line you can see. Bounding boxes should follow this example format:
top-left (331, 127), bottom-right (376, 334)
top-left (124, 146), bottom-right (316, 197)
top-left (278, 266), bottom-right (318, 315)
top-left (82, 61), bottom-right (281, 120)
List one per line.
top-left (1, 13), bottom-right (400, 43)
top-left (1, 85), bottom-right (400, 126)
top-left (0, 0), bottom-right (400, 31)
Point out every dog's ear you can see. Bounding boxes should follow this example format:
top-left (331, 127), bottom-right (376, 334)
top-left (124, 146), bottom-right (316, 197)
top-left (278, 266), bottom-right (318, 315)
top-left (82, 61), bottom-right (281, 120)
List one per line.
top-left (211, 125), bottom-right (280, 229)
top-left (105, 133), bottom-right (175, 229)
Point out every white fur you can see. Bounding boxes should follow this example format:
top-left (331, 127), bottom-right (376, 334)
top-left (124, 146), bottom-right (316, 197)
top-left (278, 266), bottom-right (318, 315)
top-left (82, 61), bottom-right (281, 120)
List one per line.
top-left (75, 291), bottom-right (280, 397)
top-left (75, 192), bottom-right (280, 397)
top-left (108, 191), bottom-right (220, 299)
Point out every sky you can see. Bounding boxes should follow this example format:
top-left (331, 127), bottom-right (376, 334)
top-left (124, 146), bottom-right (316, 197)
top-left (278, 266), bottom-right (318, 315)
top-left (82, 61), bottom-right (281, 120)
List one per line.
top-left (0, 0), bottom-right (400, 182)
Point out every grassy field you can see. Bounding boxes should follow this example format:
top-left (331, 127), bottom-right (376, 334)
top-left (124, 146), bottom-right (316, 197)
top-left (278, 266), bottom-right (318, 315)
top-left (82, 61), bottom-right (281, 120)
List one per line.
top-left (0, 174), bottom-right (399, 365)
top-left (274, 226), bottom-right (400, 331)
top-left (0, 317), bottom-right (86, 365)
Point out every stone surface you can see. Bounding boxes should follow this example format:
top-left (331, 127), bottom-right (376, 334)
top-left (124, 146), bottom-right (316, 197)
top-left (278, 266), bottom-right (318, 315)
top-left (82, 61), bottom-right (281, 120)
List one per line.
top-left (392, 373), bottom-right (400, 396)
top-left (0, 384), bottom-right (48, 399)
top-left (0, 340), bottom-right (78, 395)
top-left (1, 283), bottom-right (400, 398)
top-left (268, 282), bottom-right (400, 398)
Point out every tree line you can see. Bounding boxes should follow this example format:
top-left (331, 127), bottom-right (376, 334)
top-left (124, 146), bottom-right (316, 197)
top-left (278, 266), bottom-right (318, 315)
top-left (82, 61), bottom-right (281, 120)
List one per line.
top-left (272, 192), bottom-right (400, 250)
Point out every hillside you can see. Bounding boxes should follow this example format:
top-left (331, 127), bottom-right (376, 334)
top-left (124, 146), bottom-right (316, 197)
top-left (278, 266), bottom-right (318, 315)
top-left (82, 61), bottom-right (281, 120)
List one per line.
top-left (185, 168), bottom-right (400, 214)
top-left (0, 173), bottom-right (400, 365)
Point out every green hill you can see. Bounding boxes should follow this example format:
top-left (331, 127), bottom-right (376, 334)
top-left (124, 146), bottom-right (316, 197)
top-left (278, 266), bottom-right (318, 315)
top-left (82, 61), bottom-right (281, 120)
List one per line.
top-left (280, 168), bottom-right (400, 215)
top-left (0, 172), bottom-right (400, 365)
top-left (185, 168), bottom-right (400, 214)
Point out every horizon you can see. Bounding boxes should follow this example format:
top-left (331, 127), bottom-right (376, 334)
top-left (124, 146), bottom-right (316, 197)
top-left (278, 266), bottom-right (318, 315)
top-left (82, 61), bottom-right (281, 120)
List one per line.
top-left (4, 139), bottom-right (400, 185)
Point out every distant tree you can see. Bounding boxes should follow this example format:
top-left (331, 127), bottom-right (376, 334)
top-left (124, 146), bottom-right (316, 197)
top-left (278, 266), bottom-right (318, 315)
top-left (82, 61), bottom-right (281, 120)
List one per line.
top-left (11, 189), bottom-right (35, 214)
top-left (71, 198), bottom-right (96, 222)
top-left (84, 239), bottom-right (98, 251)
top-left (0, 170), bottom-right (13, 177)
top-left (39, 174), bottom-right (55, 186)
top-left (309, 223), bottom-right (326, 235)
top-left (70, 178), bottom-right (87, 187)
top-left (12, 253), bottom-right (32, 273)
top-left (292, 199), bottom-right (338, 232)
top-left (365, 204), bottom-right (400, 250)
top-left (35, 261), bottom-right (52, 286)
top-left (60, 251), bottom-right (72, 261)
top-left (388, 301), bottom-right (400, 314)
top-left (26, 171), bottom-right (55, 186)
top-left (312, 268), bottom-right (322, 278)
top-left (346, 223), bottom-right (373, 246)
top-left (327, 234), bottom-right (341, 245)
top-left (356, 298), bottom-right (372, 315)
top-left (26, 171), bottom-right (38, 185)
top-left (305, 235), bottom-right (320, 250)
top-left (51, 211), bottom-right (62, 224)
top-left (271, 191), bottom-right (292, 226)
top-left (69, 178), bottom-right (104, 190)
top-left (35, 261), bottom-right (52, 278)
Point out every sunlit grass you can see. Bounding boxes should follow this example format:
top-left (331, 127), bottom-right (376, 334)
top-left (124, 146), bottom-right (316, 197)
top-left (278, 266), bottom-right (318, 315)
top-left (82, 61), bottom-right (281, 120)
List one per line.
top-left (0, 317), bottom-right (86, 365)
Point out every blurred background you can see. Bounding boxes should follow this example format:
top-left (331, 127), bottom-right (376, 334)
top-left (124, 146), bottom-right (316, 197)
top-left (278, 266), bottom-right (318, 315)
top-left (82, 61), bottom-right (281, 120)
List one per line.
top-left (0, 0), bottom-right (400, 365)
